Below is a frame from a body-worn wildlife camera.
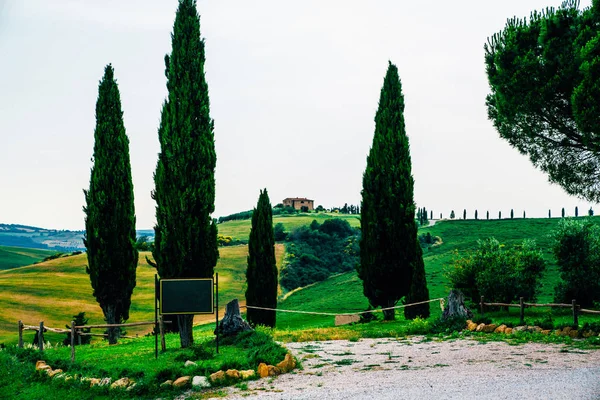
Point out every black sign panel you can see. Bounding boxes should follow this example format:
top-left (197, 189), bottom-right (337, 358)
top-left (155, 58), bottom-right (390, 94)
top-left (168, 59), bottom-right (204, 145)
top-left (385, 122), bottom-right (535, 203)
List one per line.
top-left (159, 279), bottom-right (214, 315)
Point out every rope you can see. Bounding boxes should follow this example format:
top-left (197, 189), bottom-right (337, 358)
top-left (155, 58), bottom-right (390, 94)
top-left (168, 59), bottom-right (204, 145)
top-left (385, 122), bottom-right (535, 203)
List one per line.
top-left (245, 298), bottom-right (445, 316)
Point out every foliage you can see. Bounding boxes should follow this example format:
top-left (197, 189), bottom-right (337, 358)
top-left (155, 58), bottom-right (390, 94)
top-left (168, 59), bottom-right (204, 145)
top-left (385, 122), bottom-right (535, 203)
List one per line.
top-left (83, 64), bottom-right (138, 344)
top-left (63, 312), bottom-right (91, 346)
top-left (281, 219), bottom-right (359, 291)
top-left (450, 210), bottom-right (455, 219)
top-left (552, 218), bottom-right (600, 307)
top-left (358, 62), bottom-right (426, 321)
top-left (446, 238), bottom-right (546, 305)
top-left (273, 223), bottom-right (288, 242)
top-left (218, 210), bottom-right (253, 224)
top-left (429, 315), bottom-right (468, 334)
top-left (152, 0), bottom-right (219, 348)
top-left (485, 0), bottom-right (600, 201)
top-left (134, 236), bottom-right (152, 252)
top-left (246, 189), bottom-right (278, 327)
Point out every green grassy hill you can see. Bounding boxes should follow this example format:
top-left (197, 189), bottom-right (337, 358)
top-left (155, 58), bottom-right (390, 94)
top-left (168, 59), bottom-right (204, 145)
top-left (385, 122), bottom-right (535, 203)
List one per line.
top-left (218, 212), bottom-right (360, 240)
top-left (0, 245), bottom-right (284, 344)
top-left (0, 246), bottom-right (57, 270)
top-left (275, 217), bottom-right (600, 331)
top-left (1, 215), bottom-right (598, 344)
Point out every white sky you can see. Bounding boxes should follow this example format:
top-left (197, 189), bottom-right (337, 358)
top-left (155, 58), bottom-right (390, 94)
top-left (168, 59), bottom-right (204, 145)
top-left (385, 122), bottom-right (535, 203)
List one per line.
top-left (0, 0), bottom-right (596, 230)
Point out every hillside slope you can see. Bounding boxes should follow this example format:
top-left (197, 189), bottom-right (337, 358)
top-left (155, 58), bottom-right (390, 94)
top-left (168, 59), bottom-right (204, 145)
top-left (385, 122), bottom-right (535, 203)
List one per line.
top-left (0, 245), bottom-right (284, 344)
top-left (277, 217), bottom-right (600, 329)
top-left (0, 246), bottom-right (57, 270)
top-left (218, 212), bottom-right (360, 240)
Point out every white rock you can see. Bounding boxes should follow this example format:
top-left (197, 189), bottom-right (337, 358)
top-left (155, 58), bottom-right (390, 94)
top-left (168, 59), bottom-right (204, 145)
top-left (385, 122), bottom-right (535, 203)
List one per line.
top-left (192, 375), bottom-right (211, 388)
top-left (184, 360), bottom-right (198, 367)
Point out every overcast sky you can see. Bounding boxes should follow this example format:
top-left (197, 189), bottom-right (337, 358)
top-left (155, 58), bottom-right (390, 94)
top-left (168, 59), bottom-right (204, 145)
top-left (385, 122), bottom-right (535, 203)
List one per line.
top-left (0, 0), bottom-right (596, 230)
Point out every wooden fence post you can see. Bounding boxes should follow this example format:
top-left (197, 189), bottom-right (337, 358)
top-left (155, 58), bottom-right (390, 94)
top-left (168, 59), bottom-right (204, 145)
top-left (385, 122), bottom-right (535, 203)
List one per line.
top-left (519, 297), bottom-right (525, 324)
top-left (39, 321), bottom-right (44, 352)
top-left (572, 299), bottom-right (578, 326)
top-left (480, 296), bottom-right (484, 315)
top-left (160, 315), bottom-right (166, 352)
top-left (18, 320), bottom-right (23, 348)
top-left (70, 321), bottom-right (75, 363)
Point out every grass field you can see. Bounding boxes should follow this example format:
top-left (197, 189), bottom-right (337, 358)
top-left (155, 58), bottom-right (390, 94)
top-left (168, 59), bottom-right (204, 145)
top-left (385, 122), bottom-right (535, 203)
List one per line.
top-left (218, 212), bottom-right (360, 240)
top-left (2, 216), bottom-right (599, 344)
top-left (0, 245), bottom-right (284, 344)
top-left (0, 245), bottom-right (57, 270)
top-left (274, 216), bottom-right (600, 333)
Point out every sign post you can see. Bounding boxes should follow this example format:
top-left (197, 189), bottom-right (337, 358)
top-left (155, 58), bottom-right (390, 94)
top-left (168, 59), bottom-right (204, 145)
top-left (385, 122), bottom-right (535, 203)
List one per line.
top-left (155, 274), bottom-right (219, 357)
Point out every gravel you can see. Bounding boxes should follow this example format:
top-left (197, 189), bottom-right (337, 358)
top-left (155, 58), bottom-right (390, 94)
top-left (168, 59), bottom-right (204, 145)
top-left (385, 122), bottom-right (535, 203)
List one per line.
top-left (221, 337), bottom-right (600, 399)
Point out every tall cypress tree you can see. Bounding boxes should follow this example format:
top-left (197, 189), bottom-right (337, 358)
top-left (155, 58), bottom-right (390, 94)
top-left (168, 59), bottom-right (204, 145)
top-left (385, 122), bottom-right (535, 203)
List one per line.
top-left (152, 0), bottom-right (218, 348)
top-left (84, 64), bottom-right (138, 345)
top-left (246, 189), bottom-right (278, 327)
top-left (358, 61), bottom-right (427, 321)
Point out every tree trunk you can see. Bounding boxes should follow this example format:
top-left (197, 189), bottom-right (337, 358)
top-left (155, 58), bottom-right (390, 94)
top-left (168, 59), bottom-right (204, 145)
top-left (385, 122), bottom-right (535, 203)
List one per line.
top-left (178, 314), bottom-right (194, 348)
top-left (104, 305), bottom-right (120, 345)
top-left (216, 299), bottom-right (253, 336)
top-left (382, 300), bottom-right (396, 321)
top-left (442, 290), bottom-right (473, 320)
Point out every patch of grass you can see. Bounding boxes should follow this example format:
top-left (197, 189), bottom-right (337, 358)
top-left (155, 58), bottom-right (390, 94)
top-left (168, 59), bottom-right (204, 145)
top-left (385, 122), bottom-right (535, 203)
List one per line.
top-left (334, 358), bottom-right (357, 366)
top-left (0, 245), bottom-right (56, 270)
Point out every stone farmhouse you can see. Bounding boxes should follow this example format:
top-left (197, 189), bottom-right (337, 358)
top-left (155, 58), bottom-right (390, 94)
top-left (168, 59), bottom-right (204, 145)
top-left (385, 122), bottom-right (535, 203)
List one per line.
top-left (283, 197), bottom-right (314, 211)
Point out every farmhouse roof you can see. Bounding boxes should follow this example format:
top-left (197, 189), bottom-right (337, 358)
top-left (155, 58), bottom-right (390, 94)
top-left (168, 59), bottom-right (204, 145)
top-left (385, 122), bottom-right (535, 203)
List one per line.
top-left (283, 197), bottom-right (313, 201)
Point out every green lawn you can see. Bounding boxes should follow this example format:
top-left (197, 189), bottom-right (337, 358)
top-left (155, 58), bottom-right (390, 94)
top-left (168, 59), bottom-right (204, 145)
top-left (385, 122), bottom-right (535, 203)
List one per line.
top-left (218, 212), bottom-right (360, 240)
top-left (0, 245), bottom-right (57, 270)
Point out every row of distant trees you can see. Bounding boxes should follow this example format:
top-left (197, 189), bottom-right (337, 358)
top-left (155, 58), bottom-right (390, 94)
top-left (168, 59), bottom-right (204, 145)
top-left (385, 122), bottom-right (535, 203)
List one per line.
top-left (442, 207), bottom-right (595, 220)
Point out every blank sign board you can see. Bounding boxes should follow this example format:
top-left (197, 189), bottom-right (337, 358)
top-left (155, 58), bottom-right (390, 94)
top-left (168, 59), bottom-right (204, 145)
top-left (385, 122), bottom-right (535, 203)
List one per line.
top-left (160, 279), bottom-right (214, 315)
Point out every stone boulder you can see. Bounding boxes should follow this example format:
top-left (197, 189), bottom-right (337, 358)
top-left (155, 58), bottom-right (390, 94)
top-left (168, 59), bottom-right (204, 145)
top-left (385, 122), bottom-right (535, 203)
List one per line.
top-left (226, 369), bottom-right (241, 379)
top-left (210, 370), bottom-right (226, 383)
top-left (47, 369), bottom-right (63, 378)
top-left (475, 323), bottom-right (485, 332)
top-left (173, 376), bottom-right (191, 388)
top-left (240, 370), bottom-right (255, 379)
top-left (184, 360), bottom-right (197, 367)
top-left (541, 330), bottom-right (551, 335)
top-left (258, 363), bottom-right (269, 378)
top-left (568, 330), bottom-right (579, 338)
top-left (267, 365), bottom-right (281, 376)
top-left (215, 299), bottom-right (253, 337)
top-left (192, 376), bottom-right (211, 388)
top-left (160, 380), bottom-right (173, 388)
top-left (494, 324), bottom-right (507, 334)
top-left (110, 377), bottom-right (131, 389)
top-left (466, 320), bottom-right (478, 331)
top-left (482, 324), bottom-right (497, 333)
top-left (89, 378), bottom-right (102, 387)
top-left (276, 353), bottom-right (296, 372)
top-left (504, 328), bottom-right (513, 334)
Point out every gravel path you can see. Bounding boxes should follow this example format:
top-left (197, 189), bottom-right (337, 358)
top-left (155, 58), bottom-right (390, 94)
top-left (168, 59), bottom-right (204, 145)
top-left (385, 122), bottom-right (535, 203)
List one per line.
top-left (222, 337), bottom-right (600, 399)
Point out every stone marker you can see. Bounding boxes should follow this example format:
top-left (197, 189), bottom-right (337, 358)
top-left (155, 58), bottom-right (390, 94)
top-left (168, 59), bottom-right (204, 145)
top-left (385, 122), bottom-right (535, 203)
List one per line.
top-left (215, 299), bottom-right (253, 336)
top-left (335, 314), bottom-right (360, 326)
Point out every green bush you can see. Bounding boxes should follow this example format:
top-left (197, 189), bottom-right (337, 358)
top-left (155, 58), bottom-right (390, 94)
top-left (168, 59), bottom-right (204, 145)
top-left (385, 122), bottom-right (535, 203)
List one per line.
top-left (429, 316), bottom-right (467, 334)
top-left (552, 218), bottom-right (600, 307)
top-left (446, 238), bottom-right (546, 306)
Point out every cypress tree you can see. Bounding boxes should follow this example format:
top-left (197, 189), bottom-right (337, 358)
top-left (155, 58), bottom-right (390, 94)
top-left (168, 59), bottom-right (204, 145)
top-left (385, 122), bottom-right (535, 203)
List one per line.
top-left (575, 206), bottom-right (579, 217)
top-left (358, 62), bottom-right (427, 321)
top-left (562, 207), bottom-right (566, 218)
top-left (450, 210), bottom-right (455, 219)
top-left (499, 211), bottom-right (502, 219)
top-left (486, 210), bottom-right (489, 220)
top-left (475, 210), bottom-right (478, 220)
top-left (549, 209), bottom-right (552, 218)
top-left (463, 209), bottom-right (467, 220)
top-left (523, 210), bottom-right (526, 219)
top-left (84, 64), bottom-right (138, 345)
top-left (152, 0), bottom-right (218, 348)
top-left (245, 189), bottom-right (278, 327)
top-left (511, 209), bottom-right (514, 219)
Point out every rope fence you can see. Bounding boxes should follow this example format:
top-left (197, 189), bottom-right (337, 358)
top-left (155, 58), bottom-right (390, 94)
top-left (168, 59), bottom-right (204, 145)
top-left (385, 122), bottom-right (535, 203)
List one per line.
top-left (244, 297), bottom-right (445, 316)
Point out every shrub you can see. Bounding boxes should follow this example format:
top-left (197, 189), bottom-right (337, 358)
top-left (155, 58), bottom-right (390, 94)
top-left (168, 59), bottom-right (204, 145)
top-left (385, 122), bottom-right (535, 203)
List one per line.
top-left (552, 218), bottom-right (600, 307)
top-left (446, 238), bottom-right (546, 305)
top-left (430, 315), bottom-right (468, 334)
top-left (273, 223), bottom-right (288, 241)
top-left (63, 312), bottom-right (91, 346)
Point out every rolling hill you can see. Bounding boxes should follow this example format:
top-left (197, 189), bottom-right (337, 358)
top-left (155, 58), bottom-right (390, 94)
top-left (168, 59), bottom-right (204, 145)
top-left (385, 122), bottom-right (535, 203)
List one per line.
top-left (1, 215), bottom-right (598, 344)
top-left (0, 246), bottom-right (57, 270)
top-left (0, 245), bottom-right (284, 344)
